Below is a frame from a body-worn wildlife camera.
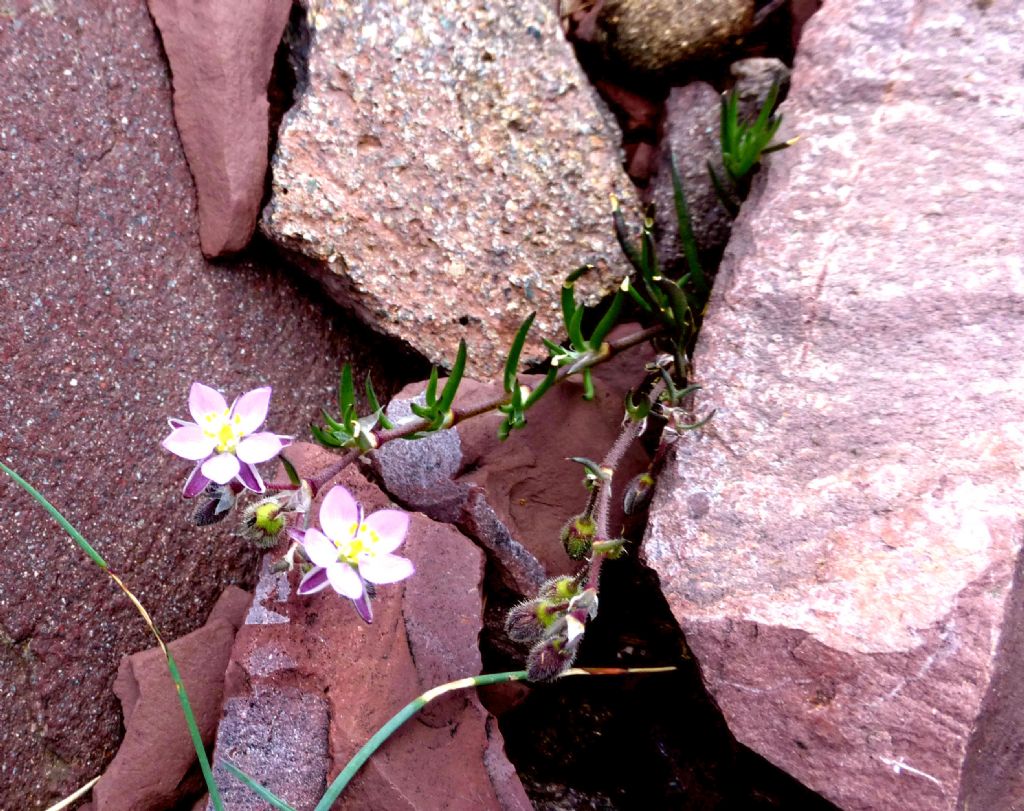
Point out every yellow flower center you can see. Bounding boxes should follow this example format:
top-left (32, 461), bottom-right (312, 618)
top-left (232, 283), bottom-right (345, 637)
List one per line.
top-left (334, 522), bottom-right (383, 564)
top-left (203, 408), bottom-right (245, 453)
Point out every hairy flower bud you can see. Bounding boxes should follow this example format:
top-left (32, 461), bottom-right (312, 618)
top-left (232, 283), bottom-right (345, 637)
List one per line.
top-left (192, 483), bottom-right (236, 526)
top-left (526, 618), bottom-right (582, 681)
top-left (505, 599), bottom-right (547, 643)
top-left (591, 538), bottom-right (627, 559)
top-left (538, 575), bottom-right (584, 602)
top-left (560, 514), bottom-right (597, 560)
top-left (240, 497), bottom-right (287, 548)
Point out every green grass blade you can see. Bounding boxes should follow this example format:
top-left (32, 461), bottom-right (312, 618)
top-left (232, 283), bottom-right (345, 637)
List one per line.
top-left (0, 461), bottom-right (225, 811)
top-left (222, 762), bottom-right (297, 811)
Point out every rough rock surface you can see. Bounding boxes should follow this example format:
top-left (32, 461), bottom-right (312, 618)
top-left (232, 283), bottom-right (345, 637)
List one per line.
top-left (375, 325), bottom-right (656, 595)
top-left (206, 449), bottom-right (530, 810)
top-left (84, 587), bottom-right (251, 811)
top-left (0, 4), bottom-right (417, 807)
top-left (642, 1), bottom-right (1024, 809)
top-left (594, 0), bottom-right (754, 74)
top-left (146, 0), bottom-right (292, 256)
top-left (645, 81), bottom-right (732, 272)
top-left (261, 0), bottom-right (636, 377)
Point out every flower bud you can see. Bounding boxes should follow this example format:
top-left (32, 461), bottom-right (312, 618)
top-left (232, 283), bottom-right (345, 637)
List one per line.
top-left (240, 497), bottom-right (287, 548)
top-left (505, 599), bottom-right (547, 643)
top-left (538, 575), bottom-right (584, 602)
top-left (560, 514), bottom-right (597, 560)
top-left (526, 619), bottom-right (582, 681)
top-left (623, 472), bottom-right (655, 515)
top-left (192, 483), bottom-right (236, 526)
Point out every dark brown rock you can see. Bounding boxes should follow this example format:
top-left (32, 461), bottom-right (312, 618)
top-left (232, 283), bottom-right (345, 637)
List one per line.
top-left (146, 0), bottom-right (292, 256)
top-left (642, 0), bottom-right (1024, 808)
top-left (207, 452), bottom-right (530, 810)
top-left (84, 587), bottom-right (251, 811)
top-left (260, 0), bottom-right (637, 377)
top-left (593, 0), bottom-right (755, 75)
top-left (0, 4), bottom-right (417, 807)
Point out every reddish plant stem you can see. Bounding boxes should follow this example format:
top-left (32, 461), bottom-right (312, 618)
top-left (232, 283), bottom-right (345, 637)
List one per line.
top-left (265, 324), bottom-right (665, 496)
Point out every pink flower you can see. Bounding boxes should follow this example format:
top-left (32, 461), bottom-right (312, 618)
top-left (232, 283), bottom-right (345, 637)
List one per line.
top-left (162, 382), bottom-right (291, 497)
top-left (295, 485), bottom-right (413, 623)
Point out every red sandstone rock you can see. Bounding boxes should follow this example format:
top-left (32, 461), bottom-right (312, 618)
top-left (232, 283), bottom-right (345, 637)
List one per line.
top-left (206, 450), bottom-right (530, 810)
top-left (146, 0), bottom-right (292, 256)
top-left (0, 4), bottom-right (418, 806)
top-left (260, 0), bottom-right (637, 377)
top-left (642, 0), bottom-right (1024, 808)
top-left (84, 587), bottom-right (251, 811)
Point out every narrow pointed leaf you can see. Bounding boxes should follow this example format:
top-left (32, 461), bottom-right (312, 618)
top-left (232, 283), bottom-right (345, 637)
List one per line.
top-left (524, 366), bottom-right (558, 409)
top-left (582, 368), bottom-right (595, 401)
top-left (669, 154), bottom-right (708, 295)
top-left (280, 455), bottom-right (301, 487)
top-left (338, 365), bottom-right (356, 419)
top-left (365, 375), bottom-right (393, 430)
top-left (409, 401), bottom-right (435, 421)
top-left (424, 366), bottom-right (439, 407)
top-left (438, 339), bottom-right (467, 413)
top-left (589, 285), bottom-right (624, 347)
top-left (310, 423), bottom-right (342, 448)
top-left (222, 762), bottom-right (296, 811)
top-left (504, 312), bottom-right (536, 393)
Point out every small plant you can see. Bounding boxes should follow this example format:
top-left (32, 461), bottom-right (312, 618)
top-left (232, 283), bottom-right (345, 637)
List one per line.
top-left (712, 82), bottom-right (798, 211)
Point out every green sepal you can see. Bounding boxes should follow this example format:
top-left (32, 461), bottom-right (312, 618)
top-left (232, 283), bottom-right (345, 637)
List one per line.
top-left (504, 312), bottom-right (536, 393)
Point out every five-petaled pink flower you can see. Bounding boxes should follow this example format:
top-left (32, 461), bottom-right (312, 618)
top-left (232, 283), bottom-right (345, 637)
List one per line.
top-left (295, 485), bottom-right (413, 623)
top-left (162, 382), bottom-right (291, 497)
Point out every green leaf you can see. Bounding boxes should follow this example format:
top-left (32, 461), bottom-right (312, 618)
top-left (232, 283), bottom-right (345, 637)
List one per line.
top-left (568, 456), bottom-right (609, 480)
top-left (582, 368), bottom-right (595, 401)
top-left (338, 365), bottom-right (356, 421)
top-left (438, 339), bottom-right (467, 413)
top-left (588, 284), bottom-right (624, 347)
top-left (566, 301), bottom-right (586, 352)
top-left (621, 276), bottom-right (653, 313)
top-left (279, 455), bottom-right (301, 487)
top-left (669, 154), bottom-right (708, 295)
top-left (365, 375), bottom-right (393, 430)
top-left (611, 198), bottom-right (644, 274)
top-left (310, 422), bottom-right (342, 448)
top-left (424, 366), bottom-right (439, 408)
top-left (656, 278), bottom-right (693, 345)
top-left (320, 408), bottom-right (347, 434)
top-left (504, 312), bottom-right (536, 393)
top-left (409, 401), bottom-right (435, 421)
top-left (524, 366), bottom-right (558, 409)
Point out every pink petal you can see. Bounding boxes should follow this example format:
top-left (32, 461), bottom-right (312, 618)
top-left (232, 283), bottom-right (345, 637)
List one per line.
top-left (286, 528), bottom-right (306, 545)
top-left (319, 485), bottom-right (360, 542)
top-left (298, 567), bottom-right (330, 595)
top-left (162, 425), bottom-right (216, 461)
top-left (236, 461), bottom-right (265, 493)
top-left (232, 387), bottom-right (271, 435)
top-left (327, 563), bottom-right (364, 598)
top-left (189, 382), bottom-right (227, 422)
top-left (302, 529), bottom-right (341, 568)
top-left (167, 417), bottom-right (190, 429)
top-left (182, 465), bottom-right (211, 498)
top-left (201, 452), bottom-right (240, 484)
top-left (362, 509), bottom-right (409, 553)
top-left (236, 432), bottom-right (287, 464)
top-left (359, 553), bottom-right (414, 584)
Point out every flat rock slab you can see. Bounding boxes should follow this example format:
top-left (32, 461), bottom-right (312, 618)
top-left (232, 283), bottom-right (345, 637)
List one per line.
top-left (261, 0), bottom-right (635, 377)
top-left (642, 1), bottom-right (1024, 809)
top-left (207, 459), bottom-right (530, 810)
top-left (0, 3), bottom-right (414, 807)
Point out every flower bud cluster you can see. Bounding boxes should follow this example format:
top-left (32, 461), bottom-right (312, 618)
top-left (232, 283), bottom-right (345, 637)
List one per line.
top-left (505, 576), bottom-right (598, 681)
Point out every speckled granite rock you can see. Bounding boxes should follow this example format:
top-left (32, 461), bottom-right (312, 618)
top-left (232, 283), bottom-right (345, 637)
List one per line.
top-left (642, 0), bottom-right (1024, 809)
top-left (146, 0), bottom-right (292, 256)
top-left (593, 0), bottom-right (754, 74)
top-left (261, 0), bottom-right (636, 377)
top-left (0, 3), bottom-right (415, 807)
top-left (207, 453), bottom-right (530, 811)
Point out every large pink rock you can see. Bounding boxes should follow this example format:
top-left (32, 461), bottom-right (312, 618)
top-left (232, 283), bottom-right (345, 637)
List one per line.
top-left (147, 0), bottom-right (292, 256)
top-left (642, 0), bottom-right (1024, 809)
top-left (260, 0), bottom-right (637, 377)
top-left (206, 450), bottom-right (530, 810)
